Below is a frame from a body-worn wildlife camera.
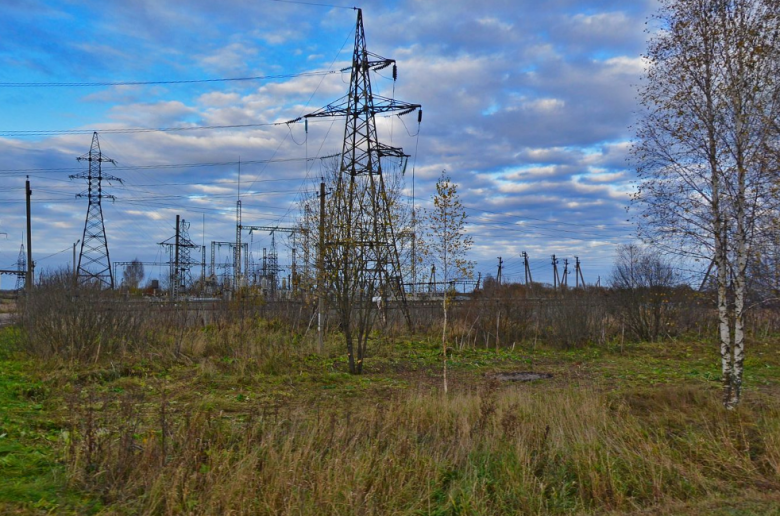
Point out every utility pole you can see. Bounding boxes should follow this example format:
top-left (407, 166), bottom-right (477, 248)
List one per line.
top-left (235, 199), bottom-right (242, 290)
top-left (25, 177), bottom-right (32, 293)
top-left (551, 254), bottom-right (559, 291)
top-left (234, 158), bottom-right (242, 291)
top-left (291, 247), bottom-right (297, 293)
top-left (201, 246), bottom-right (206, 288)
top-left (575, 256), bottom-right (585, 288)
top-left (318, 180), bottom-right (325, 352)
top-left (71, 132), bottom-right (121, 289)
top-left (496, 256), bottom-right (503, 286)
top-left (522, 251), bottom-right (533, 286)
top-left (562, 258), bottom-right (569, 288)
top-left (175, 214), bottom-right (180, 297)
top-left (72, 239), bottom-right (80, 278)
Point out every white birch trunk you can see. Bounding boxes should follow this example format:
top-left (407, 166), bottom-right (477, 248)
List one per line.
top-left (716, 220), bottom-right (733, 407)
top-left (442, 294), bottom-right (448, 395)
top-left (731, 238), bottom-right (746, 409)
top-left (729, 160), bottom-right (748, 409)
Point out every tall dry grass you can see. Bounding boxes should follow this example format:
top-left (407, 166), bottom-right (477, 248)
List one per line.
top-left (17, 272), bottom-right (321, 369)
top-left (63, 384), bottom-right (780, 515)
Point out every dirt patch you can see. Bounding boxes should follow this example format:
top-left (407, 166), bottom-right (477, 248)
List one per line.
top-left (0, 313), bottom-right (14, 327)
top-left (490, 371), bottom-right (553, 382)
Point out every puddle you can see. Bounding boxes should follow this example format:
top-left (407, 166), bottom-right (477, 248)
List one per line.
top-left (491, 371), bottom-right (553, 382)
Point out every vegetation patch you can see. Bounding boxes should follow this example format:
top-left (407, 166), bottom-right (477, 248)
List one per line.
top-left (1, 314), bottom-right (780, 515)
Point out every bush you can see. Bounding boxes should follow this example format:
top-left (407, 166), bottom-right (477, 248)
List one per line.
top-left (18, 270), bottom-right (145, 361)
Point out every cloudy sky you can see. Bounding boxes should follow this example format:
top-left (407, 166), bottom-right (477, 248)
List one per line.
top-left (0, 0), bottom-right (658, 288)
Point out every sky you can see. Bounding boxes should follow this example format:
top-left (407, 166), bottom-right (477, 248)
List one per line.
top-left (0, 0), bottom-right (660, 289)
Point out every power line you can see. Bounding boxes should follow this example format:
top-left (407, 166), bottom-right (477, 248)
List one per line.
top-left (0, 155), bottom-right (339, 174)
top-left (465, 218), bottom-right (635, 240)
top-left (0, 117), bottom-right (347, 137)
top-left (0, 70), bottom-right (337, 88)
top-left (463, 205), bottom-right (635, 229)
top-left (0, 122), bottom-right (286, 136)
top-left (269, 0), bottom-right (357, 9)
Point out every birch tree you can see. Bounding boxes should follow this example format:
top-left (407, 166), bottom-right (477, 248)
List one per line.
top-left (420, 171), bottom-right (474, 393)
top-left (295, 157), bottom-right (412, 374)
top-left (633, 0), bottom-right (780, 407)
top-left (122, 258), bottom-right (144, 290)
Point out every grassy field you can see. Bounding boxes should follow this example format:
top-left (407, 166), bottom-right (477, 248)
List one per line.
top-left (1, 320), bottom-right (780, 515)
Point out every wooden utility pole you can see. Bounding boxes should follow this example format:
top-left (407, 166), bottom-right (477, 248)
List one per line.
top-left (575, 256), bottom-right (585, 288)
top-left (318, 181), bottom-right (325, 352)
top-left (25, 177), bottom-right (33, 293)
top-left (522, 251), bottom-right (533, 295)
top-left (174, 214), bottom-right (180, 297)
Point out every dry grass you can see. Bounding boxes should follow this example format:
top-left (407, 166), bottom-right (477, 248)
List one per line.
top-left (60, 381), bottom-right (780, 515)
top-left (7, 279), bottom-right (780, 514)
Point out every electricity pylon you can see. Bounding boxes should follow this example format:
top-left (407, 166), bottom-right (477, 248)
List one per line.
top-left (159, 215), bottom-right (199, 298)
top-left (70, 132), bottom-right (122, 289)
top-left (15, 244), bottom-right (25, 290)
top-left (303, 8), bottom-right (421, 336)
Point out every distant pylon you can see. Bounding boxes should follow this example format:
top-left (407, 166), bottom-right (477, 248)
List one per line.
top-left (159, 215), bottom-right (199, 298)
top-left (15, 244), bottom-right (25, 290)
top-left (70, 132), bottom-right (122, 289)
top-left (175, 218), bottom-right (198, 295)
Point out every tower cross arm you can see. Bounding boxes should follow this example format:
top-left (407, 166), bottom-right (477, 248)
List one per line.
top-left (339, 53), bottom-right (395, 73)
top-left (302, 95), bottom-right (420, 119)
top-left (75, 192), bottom-right (116, 200)
top-left (240, 225), bottom-right (297, 235)
top-left (68, 171), bottom-right (124, 183)
top-left (375, 142), bottom-right (409, 159)
top-left (76, 155), bottom-right (116, 164)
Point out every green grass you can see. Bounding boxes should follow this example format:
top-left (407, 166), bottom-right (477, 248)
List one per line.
top-left (0, 328), bottom-right (102, 514)
top-left (1, 324), bottom-right (780, 514)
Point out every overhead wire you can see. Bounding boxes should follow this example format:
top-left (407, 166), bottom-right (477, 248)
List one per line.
top-left (464, 217), bottom-right (636, 240)
top-left (244, 22), bottom-right (353, 197)
top-left (463, 205), bottom-right (635, 230)
top-left (268, 21), bottom-right (356, 224)
top-left (0, 156), bottom-right (330, 174)
top-left (0, 70), bottom-right (337, 88)
top-left (0, 6), bottom-right (433, 271)
top-left (269, 0), bottom-right (357, 9)
top-left (0, 122), bottom-right (287, 137)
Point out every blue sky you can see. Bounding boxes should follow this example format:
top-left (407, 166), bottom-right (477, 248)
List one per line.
top-left (0, 0), bottom-right (658, 288)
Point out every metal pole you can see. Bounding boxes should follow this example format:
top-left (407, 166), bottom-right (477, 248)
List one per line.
top-left (73, 239), bottom-right (80, 278)
top-left (318, 181), bottom-right (325, 352)
top-left (25, 177), bottom-right (32, 292)
top-left (174, 214), bottom-right (180, 297)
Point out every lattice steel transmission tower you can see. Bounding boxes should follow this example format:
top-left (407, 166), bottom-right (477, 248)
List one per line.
top-left (159, 216), bottom-right (199, 298)
top-left (303, 8), bottom-right (421, 332)
top-left (70, 132), bottom-right (122, 289)
top-left (15, 244), bottom-right (25, 290)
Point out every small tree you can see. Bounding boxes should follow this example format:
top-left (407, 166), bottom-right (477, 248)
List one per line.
top-left (420, 171), bottom-right (474, 393)
top-left (122, 259), bottom-right (144, 290)
top-left (295, 157), bottom-right (411, 373)
top-left (609, 245), bottom-right (680, 341)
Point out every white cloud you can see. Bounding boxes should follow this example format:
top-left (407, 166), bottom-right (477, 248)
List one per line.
top-left (0, 0), bottom-right (657, 284)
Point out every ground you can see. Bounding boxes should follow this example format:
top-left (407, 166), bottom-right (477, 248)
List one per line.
top-left (1, 325), bottom-right (780, 514)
